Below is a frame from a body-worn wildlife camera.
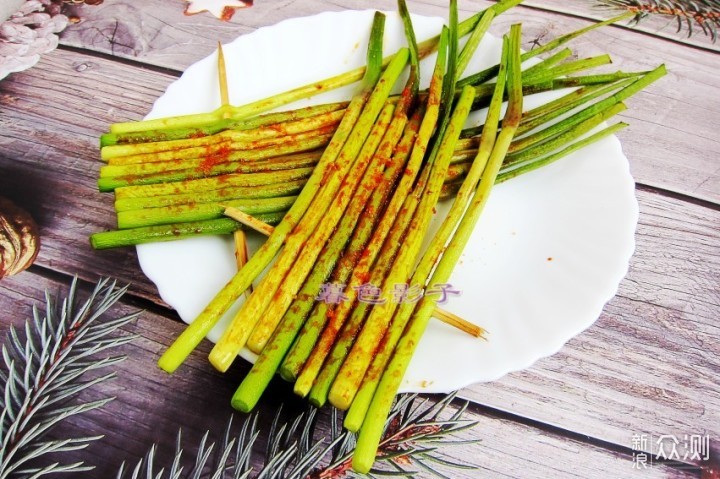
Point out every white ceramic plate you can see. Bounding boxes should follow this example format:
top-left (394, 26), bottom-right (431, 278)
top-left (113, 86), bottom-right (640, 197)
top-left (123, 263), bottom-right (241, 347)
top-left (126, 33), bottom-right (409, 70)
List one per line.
top-left (136, 10), bottom-right (638, 393)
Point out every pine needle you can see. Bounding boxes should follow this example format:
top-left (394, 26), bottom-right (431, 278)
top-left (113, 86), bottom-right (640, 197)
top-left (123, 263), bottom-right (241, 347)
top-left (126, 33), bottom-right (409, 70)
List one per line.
top-left (594, 0), bottom-right (720, 41)
top-left (115, 393), bottom-right (478, 479)
top-left (0, 277), bottom-right (137, 478)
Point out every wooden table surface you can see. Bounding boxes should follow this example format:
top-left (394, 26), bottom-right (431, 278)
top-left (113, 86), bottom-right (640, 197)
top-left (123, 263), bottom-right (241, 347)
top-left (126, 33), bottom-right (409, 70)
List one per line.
top-left (1, 1), bottom-right (718, 477)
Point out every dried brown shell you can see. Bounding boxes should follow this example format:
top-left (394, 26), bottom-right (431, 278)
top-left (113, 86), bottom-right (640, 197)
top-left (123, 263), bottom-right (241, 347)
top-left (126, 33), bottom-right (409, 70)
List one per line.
top-left (0, 197), bottom-right (40, 279)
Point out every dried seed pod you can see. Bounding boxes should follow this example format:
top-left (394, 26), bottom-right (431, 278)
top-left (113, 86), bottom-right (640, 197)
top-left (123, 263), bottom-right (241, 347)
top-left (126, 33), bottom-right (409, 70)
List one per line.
top-left (0, 197), bottom-right (40, 279)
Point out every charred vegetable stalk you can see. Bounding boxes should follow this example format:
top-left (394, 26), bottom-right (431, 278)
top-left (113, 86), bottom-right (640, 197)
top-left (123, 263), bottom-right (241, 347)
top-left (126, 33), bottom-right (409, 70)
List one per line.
top-left (106, 0), bottom-right (523, 136)
top-left (157, 11), bottom-right (392, 374)
top-left (352, 22), bottom-right (524, 473)
top-left (207, 47), bottom-right (411, 375)
top-left (91, 7), bottom-right (646, 252)
top-left (345, 36), bottom-right (510, 431)
top-left (290, 25), bottom-right (451, 404)
top-left (89, 0), bottom-right (667, 473)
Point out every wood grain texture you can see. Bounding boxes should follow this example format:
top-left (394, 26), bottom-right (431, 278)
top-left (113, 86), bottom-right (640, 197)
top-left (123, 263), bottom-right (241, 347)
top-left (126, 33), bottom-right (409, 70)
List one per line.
top-left (0, 48), bottom-right (177, 301)
top-left (0, 272), bottom-right (699, 479)
top-left (461, 188), bottom-right (720, 462)
top-left (58, 0), bottom-right (720, 203)
top-left (1, 45), bottom-right (717, 468)
top-left (0, 1), bottom-right (718, 477)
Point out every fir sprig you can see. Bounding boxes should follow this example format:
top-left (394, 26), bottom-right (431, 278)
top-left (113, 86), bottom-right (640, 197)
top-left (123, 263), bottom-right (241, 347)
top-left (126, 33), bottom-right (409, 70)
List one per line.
top-left (594, 0), bottom-right (720, 41)
top-left (0, 277), bottom-right (138, 478)
top-left (0, 278), bottom-right (479, 478)
top-left (116, 393), bottom-right (479, 479)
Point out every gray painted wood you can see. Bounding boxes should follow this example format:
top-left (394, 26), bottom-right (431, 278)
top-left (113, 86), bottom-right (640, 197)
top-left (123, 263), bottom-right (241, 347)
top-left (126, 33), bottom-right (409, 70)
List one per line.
top-left (0, 273), bottom-right (701, 478)
top-left (0, 1), bottom-right (718, 477)
top-left (57, 0), bottom-right (720, 202)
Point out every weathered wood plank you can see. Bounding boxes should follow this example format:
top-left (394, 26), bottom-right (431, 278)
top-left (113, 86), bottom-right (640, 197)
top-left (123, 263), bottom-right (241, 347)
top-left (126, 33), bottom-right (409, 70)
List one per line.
top-left (0, 43), bottom-right (718, 458)
top-left (0, 49), bottom-right (178, 301)
top-left (1, 22), bottom-right (718, 476)
top-left (0, 272), bottom-right (698, 479)
top-left (460, 188), bottom-right (720, 462)
top-left (56, 0), bottom-right (720, 202)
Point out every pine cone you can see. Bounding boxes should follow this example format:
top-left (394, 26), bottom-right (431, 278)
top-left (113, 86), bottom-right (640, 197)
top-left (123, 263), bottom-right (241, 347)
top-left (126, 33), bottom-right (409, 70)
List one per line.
top-left (0, 0), bottom-right (69, 80)
top-left (0, 197), bottom-right (40, 280)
